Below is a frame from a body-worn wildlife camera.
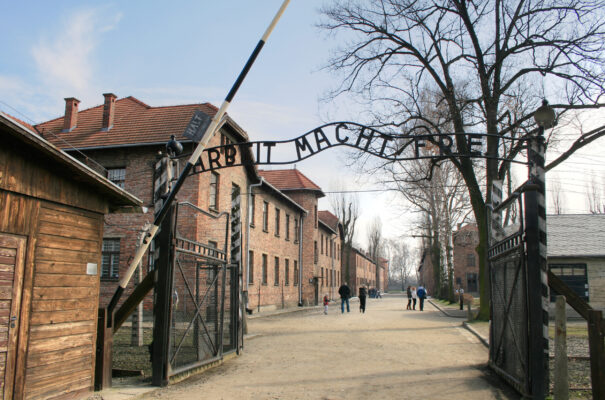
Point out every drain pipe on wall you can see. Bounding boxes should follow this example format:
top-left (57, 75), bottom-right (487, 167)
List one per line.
top-left (298, 213), bottom-right (305, 306)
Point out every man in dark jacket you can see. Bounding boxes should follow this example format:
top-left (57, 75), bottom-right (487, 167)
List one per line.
top-left (338, 282), bottom-right (351, 313)
top-left (417, 285), bottom-right (427, 311)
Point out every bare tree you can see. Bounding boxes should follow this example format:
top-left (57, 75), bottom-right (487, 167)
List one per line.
top-left (549, 174), bottom-right (566, 215)
top-left (587, 173), bottom-right (605, 213)
top-left (330, 186), bottom-right (360, 283)
top-left (385, 155), bottom-right (471, 299)
top-left (385, 239), bottom-right (413, 290)
top-left (321, 0), bottom-right (605, 319)
top-left (367, 215), bottom-right (383, 289)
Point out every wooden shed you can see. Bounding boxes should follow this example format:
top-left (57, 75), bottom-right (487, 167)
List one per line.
top-left (0, 113), bottom-right (141, 399)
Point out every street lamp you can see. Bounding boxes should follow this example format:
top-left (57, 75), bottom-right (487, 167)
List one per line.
top-left (533, 99), bottom-right (556, 130)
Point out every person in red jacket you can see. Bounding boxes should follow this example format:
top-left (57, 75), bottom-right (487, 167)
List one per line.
top-left (323, 294), bottom-right (330, 315)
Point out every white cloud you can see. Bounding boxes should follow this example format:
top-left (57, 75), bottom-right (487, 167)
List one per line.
top-left (32, 10), bottom-right (97, 91)
top-left (30, 7), bottom-right (121, 100)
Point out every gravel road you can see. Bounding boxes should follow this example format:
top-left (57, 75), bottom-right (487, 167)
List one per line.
top-left (146, 295), bottom-right (519, 400)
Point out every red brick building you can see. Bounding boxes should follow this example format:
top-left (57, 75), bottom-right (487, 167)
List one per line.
top-left (258, 170), bottom-right (342, 306)
top-left (247, 176), bottom-right (306, 310)
top-left (452, 224), bottom-right (480, 295)
top-left (346, 246), bottom-right (376, 295)
top-left (318, 210), bottom-right (342, 301)
top-left (36, 94), bottom-right (347, 311)
top-left (36, 94), bottom-right (257, 310)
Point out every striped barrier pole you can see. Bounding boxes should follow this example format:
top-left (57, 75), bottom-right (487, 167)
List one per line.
top-left (525, 128), bottom-right (549, 398)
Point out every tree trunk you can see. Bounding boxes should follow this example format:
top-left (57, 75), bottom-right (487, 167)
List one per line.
top-left (475, 208), bottom-right (490, 320)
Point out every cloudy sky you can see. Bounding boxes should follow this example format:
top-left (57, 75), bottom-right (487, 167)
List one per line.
top-left (1, 1), bottom-right (412, 248)
top-left (2, 1), bottom-right (604, 251)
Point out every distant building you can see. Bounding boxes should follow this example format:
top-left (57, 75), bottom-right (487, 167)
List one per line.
top-left (346, 246), bottom-right (377, 295)
top-left (452, 224), bottom-right (480, 295)
top-left (547, 214), bottom-right (605, 312)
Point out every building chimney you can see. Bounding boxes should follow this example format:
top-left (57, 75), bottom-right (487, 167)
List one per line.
top-left (62, 97), bottom-right (80, 132)
top-left (102, 93), bottom-right (117, 131)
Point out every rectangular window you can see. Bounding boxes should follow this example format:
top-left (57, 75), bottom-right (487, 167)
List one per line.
top-left (262, 254), bottom-right (268, 285)
top-left (262, 201), bottom-right (269, 232)
top-left (107, 168), bottom-right (126, 189)
top-left (285, 214), bottom-right (290, 240)
top-left (275, 208), bottom-right (280, 236)
top-left (102, 239), bottom-right (120, 279)
top-left (294, 261), bottom-right (298, 286)
top-left (248, 250), bottom-right (254, 285)
top-left (314, 205), bottom-right (318, 228)
top-left (274, 257), bottom-right (280, 286)
top-left (314, 241), bottom-right (318, 264)
top-left (549, 264), bottom-right (588, 301)
top-left (285, 259), bottom-right (290, 285)
top-left (466, 272), bottom-right (478, 292)
top-left (250, 194), bottom-right (256, 226)
top-left (209, 172), bottom-right (219, 210)
top-left (467, 253), bottom-right (475, 267)
top-left (321, 268), bottom-right (324, 287)
top-left (321, 234), bottom-right (324, 255)
top-left (294, 218), bottom-right (299, 242)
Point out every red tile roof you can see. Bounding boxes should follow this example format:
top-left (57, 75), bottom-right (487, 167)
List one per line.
top-left (35, 96), bottom-right (247, 150)
top-left (258, 169), bottom-right (323, 194)
top-left (3, 112), bottom-right (37, 132)
top-left (318, 210), bottom-right (339, 231)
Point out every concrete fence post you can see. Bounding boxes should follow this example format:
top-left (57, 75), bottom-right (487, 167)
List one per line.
top-left (467, 302), bottom-right (473, 322)
top-left (554, 295), bottom-right (569, 400)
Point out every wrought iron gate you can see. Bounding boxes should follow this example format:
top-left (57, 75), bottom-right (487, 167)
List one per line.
top-left (487, 135), bottom-right (549, 398)
top-left (488, 187), bottom-right (530, 394)
top-left (162, 202), bottom-right (240, 379)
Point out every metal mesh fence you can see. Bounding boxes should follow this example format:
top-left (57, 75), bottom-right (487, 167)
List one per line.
top-left (170, 252), bottom-right (224, 371)
top-left (488, 192), bottom-right (530, 395)
top-left (490, 244), bottom-right (529, 393)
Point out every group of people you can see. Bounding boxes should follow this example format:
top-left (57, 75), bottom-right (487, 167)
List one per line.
top-left (322, 282), bottom-right (371, 314)
top-left (324, 283), bottom-right (429, 314)
top-left (406, 285), bottom-right (427, 311)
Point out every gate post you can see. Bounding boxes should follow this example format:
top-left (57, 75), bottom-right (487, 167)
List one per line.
top-left (525, 132), bottom-right (549, 398)
top-left (152, 202), bottom-right (176, 386)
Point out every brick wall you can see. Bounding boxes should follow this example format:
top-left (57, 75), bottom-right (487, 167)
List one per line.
top-left (286, 191), bottom-right (321, 305)
top-left (452, 225), bottom-right (480, 295)
top-left (248, 187), bottom-right (303, 310)
top-left (317, 223), bottom-right (341, 301)
top-left (346, 247), bottom-right (376, 295)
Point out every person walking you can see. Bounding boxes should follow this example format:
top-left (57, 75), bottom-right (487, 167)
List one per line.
top-left (338, 282), bottom-right (351, 313)
top-left (411, 286), bottom-right (417, 310)
top-left (323, 294), bottom-right (330, 315)
top-left (406, 286), bottom-right (412, 310)
top-left (417, 285), bottom-right (427, 311)
top-left (358, 286), bottom-right (367, 313)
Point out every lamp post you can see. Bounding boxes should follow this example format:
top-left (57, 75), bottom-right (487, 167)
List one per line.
top-left (533, 99), bottom-right (557, 132)
top-left (526, 99), bottom-right (555, 398)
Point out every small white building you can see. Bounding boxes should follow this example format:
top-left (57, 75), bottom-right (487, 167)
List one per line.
top-left (547, 214), bottom-right (605, 312)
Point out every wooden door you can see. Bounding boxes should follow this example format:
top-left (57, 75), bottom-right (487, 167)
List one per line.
top-left (0, 234), bottom-right (26, 400)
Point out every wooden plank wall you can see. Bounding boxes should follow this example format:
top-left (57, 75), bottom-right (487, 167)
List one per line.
top-left (22, 203), bottom-right (102, 400)
top-left (0, 136), bottom-right (108, 216)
